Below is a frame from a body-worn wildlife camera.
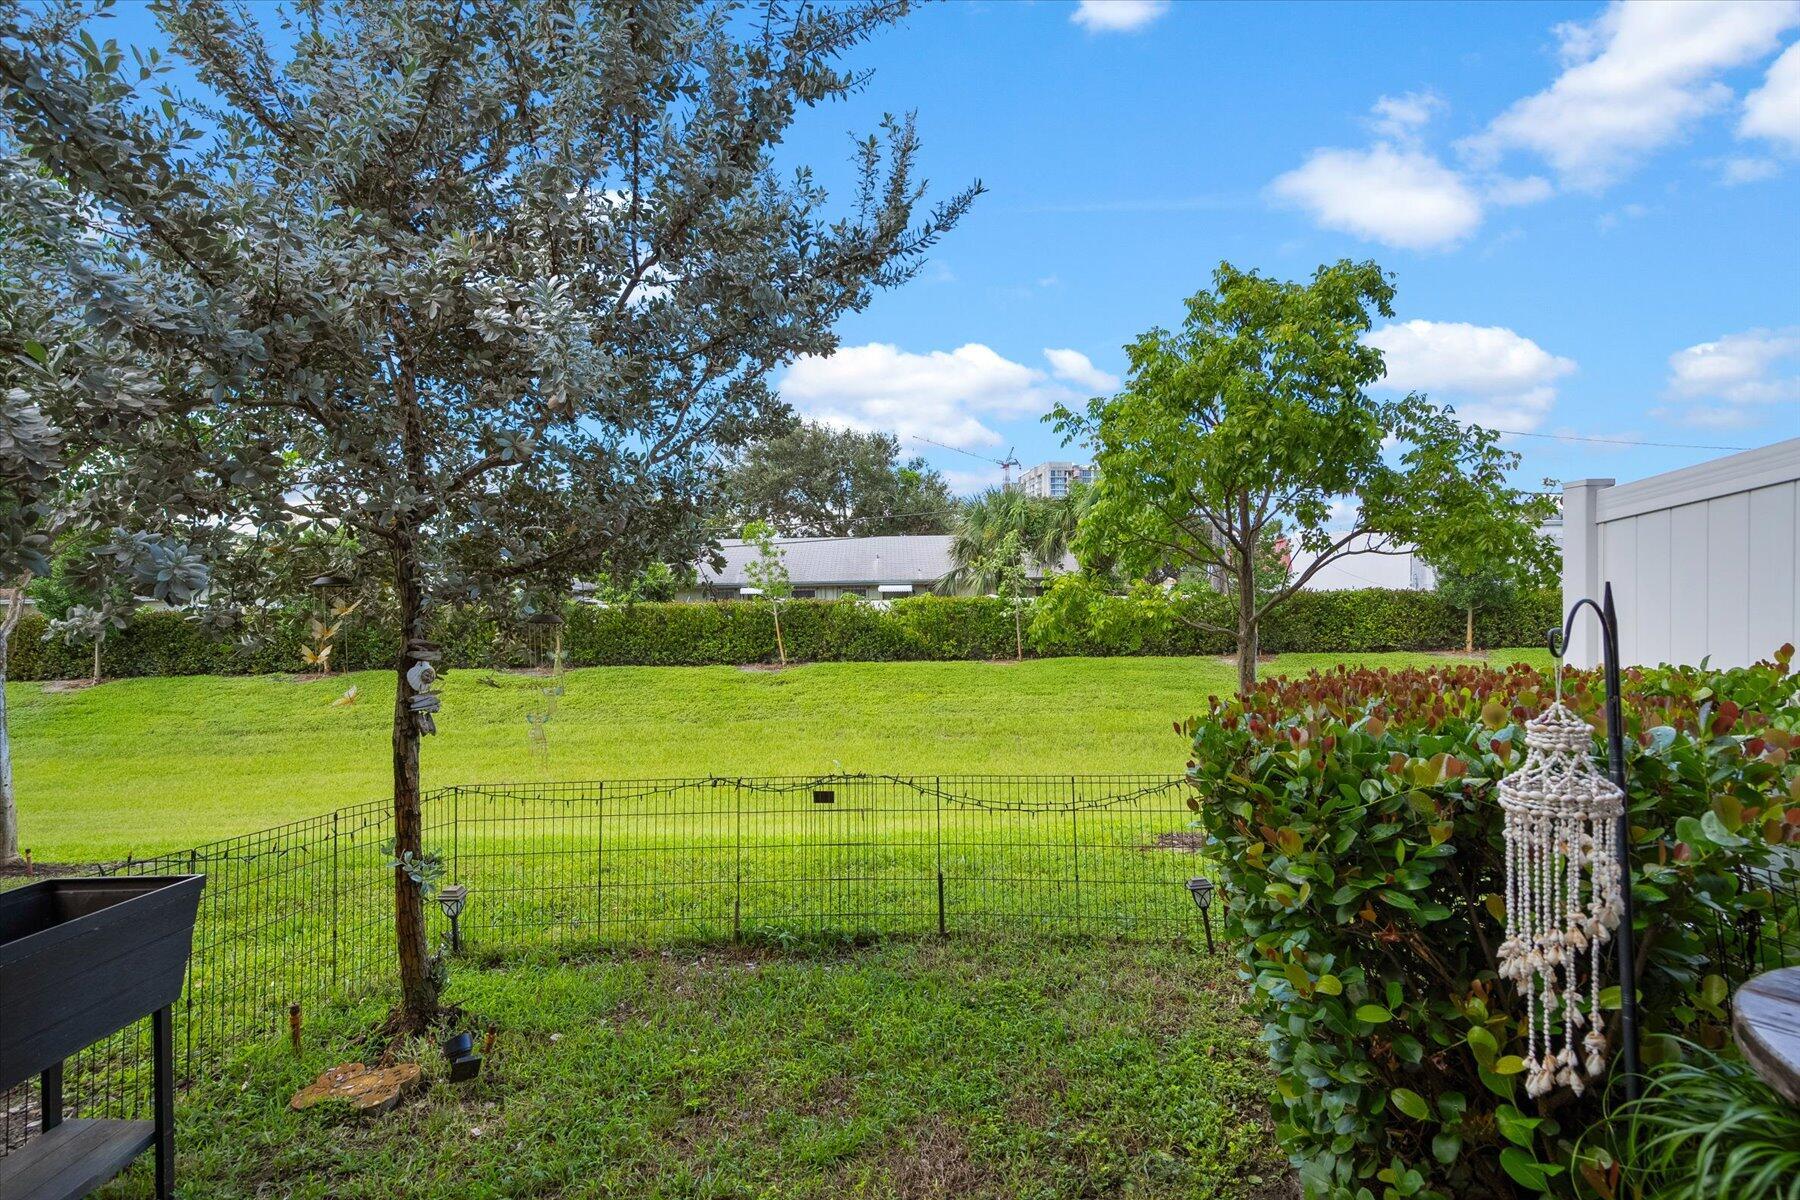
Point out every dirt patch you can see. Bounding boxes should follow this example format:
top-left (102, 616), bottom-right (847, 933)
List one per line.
top-left (1148, 831), bottom-right (1207, 853)
top-left (41, 678), bottom-right (102, 693)
top-left (877, 1116), bottom-right (993, 1200)
top-left (0, 860), bottom-right (95, 879)
top-left (2, 1082), bottom-right (42, 1153)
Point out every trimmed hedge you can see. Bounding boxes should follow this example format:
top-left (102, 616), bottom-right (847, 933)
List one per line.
top-left (4, 586), bottom-right (1561, 680)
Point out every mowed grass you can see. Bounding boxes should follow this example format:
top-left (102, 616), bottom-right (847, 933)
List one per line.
top-left (100, 937), bottom-right (1286, 1200)
top-left (11, 651), bottom-right (1548, 861)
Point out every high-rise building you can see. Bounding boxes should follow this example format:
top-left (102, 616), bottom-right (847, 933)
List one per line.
top-left (1017, 461), bottom-right (1092, 499)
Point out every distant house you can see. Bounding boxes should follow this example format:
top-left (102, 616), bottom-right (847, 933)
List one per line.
top-left (1017, 461), bottom-right (1092, 499)
top-left (1287, 515), bottom-right (1564, 592)
top-left (679, 534), bottom-right (1067, 601)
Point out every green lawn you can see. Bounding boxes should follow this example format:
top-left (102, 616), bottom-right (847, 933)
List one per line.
top-left (101, 937), bottom-right (1284, 1200)
top-left (11, 651), bottom-right (1547, 861)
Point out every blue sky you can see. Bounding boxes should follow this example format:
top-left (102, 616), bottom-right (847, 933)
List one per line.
top-left (766, 0), bottom-right (1800, 493)
top-left (94, 0), bottom-right (1800, 495)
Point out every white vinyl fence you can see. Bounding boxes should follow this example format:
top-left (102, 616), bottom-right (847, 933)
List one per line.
top-left (1562, 437), bottom-right (1800, 669)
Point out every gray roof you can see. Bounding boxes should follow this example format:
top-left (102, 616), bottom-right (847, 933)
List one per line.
top-left (695, 535), bottom-right (1074, 590)
top-left (698, 536), bottom-right (957, 588)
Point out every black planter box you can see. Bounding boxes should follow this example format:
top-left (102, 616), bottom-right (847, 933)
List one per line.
top-left (0, 876), bottom-right (203, 1092)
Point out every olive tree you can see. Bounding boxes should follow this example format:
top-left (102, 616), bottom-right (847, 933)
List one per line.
top-left (1052, 260), bottom-right (1550, 693)
top-left (1, 0), bottom-right (974, 1025)
top-left (1, 72), bottom-right (202, 863)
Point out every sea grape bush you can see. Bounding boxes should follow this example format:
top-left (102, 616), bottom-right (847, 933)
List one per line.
top-left (1183, 649), bottom-right (1800, 1199)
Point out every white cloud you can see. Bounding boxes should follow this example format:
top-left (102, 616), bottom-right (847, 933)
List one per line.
top-left (779, 342), bottom-right (1080, 451)
top-left (1070, 0), bottom-right (1169, 34)
top-left (1706, 156), bottom-right (1778, 184)
top-left (1664, 328), bottom-right (1800, 415)
top-left (1367, 320), bottom-right (1577, 430)
top-left (1718, 155), bottom-right (1783, 184)
top-left (1485, 175), bottom-right (1554, 206)
top-left (1268, 143), bottom-right (1484, 250)
top-left (940, 466), bottom-right (1004, 496)
top-left (1463, 1), bottom-right (1800, 190)
top-left (1043, 347), bottom-right (1120, 393)
top-left (1741, 40), bottom-right (1800, 152)
top-left (1370, 91), bottom-right (1444, 140)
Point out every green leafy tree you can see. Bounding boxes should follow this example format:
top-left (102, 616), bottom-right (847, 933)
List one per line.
top-left (1422, 512), bottom-right (1557, 654)
top-left (595, 560), bottom-right (686, 605)
top-left (740, 519), bottom-right (793, 666)
top-left (1052, 259), bottom-right (1548, 693)
top-left (723, 420), bottom-right (955, 536)
top-left (2, 0), bottom-right (974, 1026)
top-left (940, 486), bottom-right (1080, 594)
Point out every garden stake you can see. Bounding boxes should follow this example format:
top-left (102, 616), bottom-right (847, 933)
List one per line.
top-left (1545, 583), bottom-right (1641, 1103)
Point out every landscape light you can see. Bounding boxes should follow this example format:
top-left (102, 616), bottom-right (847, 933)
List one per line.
top-left (438, 884), bottom-right (468, 953)
top-left (1185, 877), bottom-right (1216, 954)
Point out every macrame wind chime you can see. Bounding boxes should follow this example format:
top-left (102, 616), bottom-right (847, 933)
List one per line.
top-left (1496, 689), bottom-right (1626, 1098)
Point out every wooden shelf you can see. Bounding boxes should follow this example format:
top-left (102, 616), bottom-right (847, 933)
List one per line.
top-left (0, 1119), bottom-right (155, 1200)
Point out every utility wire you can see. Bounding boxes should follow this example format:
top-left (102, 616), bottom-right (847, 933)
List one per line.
top-left (1491, 428), bottom-right (1750, 452)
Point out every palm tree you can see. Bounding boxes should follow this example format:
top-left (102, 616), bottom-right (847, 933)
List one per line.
top-left (940, 487), bottom-right (1085, 593)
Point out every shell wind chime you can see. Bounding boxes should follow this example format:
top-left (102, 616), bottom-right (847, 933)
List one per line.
top-left (1496, 700), bottom-right (1626, 1098)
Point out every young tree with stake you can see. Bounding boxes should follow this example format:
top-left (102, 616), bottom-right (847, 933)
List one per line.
top-left (1, 0), bottom-right (975, 1027)
top-left (740, 519), bottom-right (793, 667)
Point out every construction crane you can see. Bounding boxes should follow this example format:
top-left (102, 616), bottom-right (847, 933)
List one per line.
top-left (908, 435), bottom-right (1025, 491)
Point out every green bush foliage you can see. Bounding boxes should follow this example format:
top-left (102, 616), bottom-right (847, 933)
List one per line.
top-left (1588, 1040), bottom-right (1800, 1200)
top-left (6, 586), bottom-right (1560, 680)
top-left (1183, 650), bottom-right (1800, 1199)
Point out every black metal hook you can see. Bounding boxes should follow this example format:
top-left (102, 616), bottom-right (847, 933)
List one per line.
top-left (1548, 595), bottom-right (1610, 662)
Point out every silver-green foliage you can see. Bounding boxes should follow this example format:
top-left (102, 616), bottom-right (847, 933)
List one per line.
top-left (0, 0), bottom-right (974, 1021)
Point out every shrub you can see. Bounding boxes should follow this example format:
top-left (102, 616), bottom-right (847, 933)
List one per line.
top-left (1587, 1041), bottom-right (1800, 1200)
top-left (1183, 649), bottom-right (1800, 1199)
top-left (6, 585), bottom-right (1562, 680)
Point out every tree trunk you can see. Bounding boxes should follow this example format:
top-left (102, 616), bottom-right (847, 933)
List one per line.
top-left (91, 635), bottom-right (101, 685)
top-left (0, 582), bottom-right (25, 866)
top-left (771, 601), bottom-right (786, 667)
top-left (1013, 600), bottom-right (1022, 661)
top-left (1235, 584), bottom-right (1258, 694)
top-left (390, 531), bottom-right (437, 1030)
top-left (1235, 501), bottom-right (1258, 694)
top-left (1465, 606), bottom-right (1475, 654)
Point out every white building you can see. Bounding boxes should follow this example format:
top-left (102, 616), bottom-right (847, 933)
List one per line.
top-left (1017, 461), bottom-right (1092, 499)
top-left (680, 535), bottom-right (1069, 601)
top-left (1287, 516), bottom-right (1563, 592)
top-left (1561, 437), bottom-right (1800, 669)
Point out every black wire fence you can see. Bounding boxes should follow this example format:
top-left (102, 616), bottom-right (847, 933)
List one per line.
top-left (7, 774), bottom-right (1794, 1162)
top-left (2, 773), bottom-right (1209, 1157)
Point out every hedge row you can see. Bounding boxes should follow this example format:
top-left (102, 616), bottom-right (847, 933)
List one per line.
top-left (3, 587), bottom-right (1561, 680)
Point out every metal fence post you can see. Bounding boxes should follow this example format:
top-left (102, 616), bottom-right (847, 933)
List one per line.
top-left (733, 781), bottom-right (743, 943)
top-left (329, 812), bottom-right (340, 991)
top-left (604, 784), bottom-right (612, 942)
top-left (1070, 777), bottom-right (1081, 933)
top-left (935, 778), bottom-right (946, 937)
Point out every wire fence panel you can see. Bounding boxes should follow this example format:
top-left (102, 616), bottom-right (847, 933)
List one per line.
top-left (438, 776), bottom-right (1204, 950)
top-left (11, 771), bottom-right (1789, 1163)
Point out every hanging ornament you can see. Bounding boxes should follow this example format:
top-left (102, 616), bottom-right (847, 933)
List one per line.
top-left (1497, 699), bottom-right (1626, 1098)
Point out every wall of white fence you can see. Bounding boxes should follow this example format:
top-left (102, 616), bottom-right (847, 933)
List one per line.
top-left (1562, 437), bottom-right (1800, 669)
